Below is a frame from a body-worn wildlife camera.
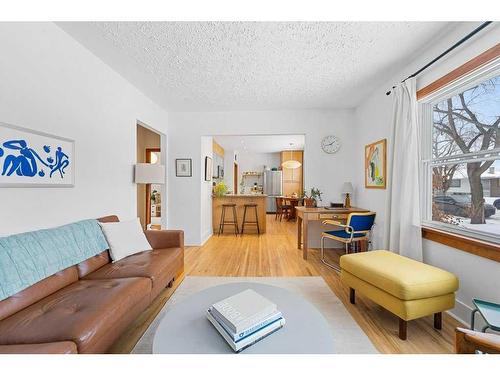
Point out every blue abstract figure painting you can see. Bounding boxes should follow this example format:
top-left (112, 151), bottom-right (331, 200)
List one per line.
top-left (0, 123), bottom-right (74, 187)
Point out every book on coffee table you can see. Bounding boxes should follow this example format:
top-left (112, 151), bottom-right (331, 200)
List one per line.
top-left (206, 289), bottom-right (286, 352)
top-left (208, 308), bottom-right (283, 341)
top-left (211, 289), bottom-right (277, 334)
top-left (206, 309), bottom-right (285, 352)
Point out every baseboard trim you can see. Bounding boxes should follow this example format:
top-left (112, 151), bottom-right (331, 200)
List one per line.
top-left (448, 298), bottom-right (487, 329)
top-left (200, 231), bottom-right (212, 246)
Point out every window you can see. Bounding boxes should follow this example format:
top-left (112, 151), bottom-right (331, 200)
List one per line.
top-left (420, 60), bottom-right (500, 244)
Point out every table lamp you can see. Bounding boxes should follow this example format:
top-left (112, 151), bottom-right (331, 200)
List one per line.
top-left (134, 163), bottom-right (165, 184)
top-left (342, 182), bottom-right (353, 208)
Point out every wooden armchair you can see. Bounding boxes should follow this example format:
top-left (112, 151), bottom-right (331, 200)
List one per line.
top-left (455, 327), bottom-right (500, 354)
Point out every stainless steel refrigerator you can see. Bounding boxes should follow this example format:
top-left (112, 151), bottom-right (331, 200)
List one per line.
top-left (263, 170), bottom-right (283, 213)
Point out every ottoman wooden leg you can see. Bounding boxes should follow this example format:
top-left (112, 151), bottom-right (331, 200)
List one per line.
top-left (399, 318), bottom-right (407, 340)
top-left (434, 312), bottom-right (442, 330)
top-left (349, 288), bottom-right (355, 304)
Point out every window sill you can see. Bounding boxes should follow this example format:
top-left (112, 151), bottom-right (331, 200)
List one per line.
top-left (421, 226), bottom-right (500, 263)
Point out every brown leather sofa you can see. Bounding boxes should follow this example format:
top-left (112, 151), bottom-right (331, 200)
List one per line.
top-left (0, 215), bottom-right (184, 354)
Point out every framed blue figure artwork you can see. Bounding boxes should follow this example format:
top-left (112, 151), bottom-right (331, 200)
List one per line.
top-left (0, 122), bottom-right (75, 187)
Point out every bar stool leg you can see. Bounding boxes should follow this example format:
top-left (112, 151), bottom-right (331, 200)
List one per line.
top-left (254, 206), bottom-right (260, 235)
top-left (218, 206), bottom-right (225, 236)
top-left (232, 205), bottom-right (239, 236)
top-left (241, 206), bottom-right (247, 235)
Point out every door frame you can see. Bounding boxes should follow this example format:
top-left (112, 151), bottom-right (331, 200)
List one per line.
top-left (233, 162), bottom-right (238, 194)
top-left (145, 147), bottom-right (161, 227)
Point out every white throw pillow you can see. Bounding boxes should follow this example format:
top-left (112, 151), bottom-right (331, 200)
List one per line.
top-left (99, 218), bottom-right (152, 262)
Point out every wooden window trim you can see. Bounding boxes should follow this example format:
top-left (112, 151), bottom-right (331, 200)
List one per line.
top-left (419, 44), bottom-right (500, 263)
top-left (422, 226), bottom-right (500, 263)
top-left (417, 43), bottom-right (500, 100)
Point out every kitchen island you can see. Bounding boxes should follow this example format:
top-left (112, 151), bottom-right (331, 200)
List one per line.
top-left (212, 194), bottom-right (267, 234)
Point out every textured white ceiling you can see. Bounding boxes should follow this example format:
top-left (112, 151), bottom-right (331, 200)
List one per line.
top-left (214, 135), bottom-right (305, 153)
top-left (58, 22), bottom-right (453, 111)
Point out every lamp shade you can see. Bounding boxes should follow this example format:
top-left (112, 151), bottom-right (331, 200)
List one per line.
top-left (134, 163), bottom-right (165, 184)
top-left (341, 182), bottom-right (353, 194)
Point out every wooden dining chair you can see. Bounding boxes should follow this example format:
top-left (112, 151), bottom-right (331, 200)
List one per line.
top-left (275, 197), bottom-right (292, 221)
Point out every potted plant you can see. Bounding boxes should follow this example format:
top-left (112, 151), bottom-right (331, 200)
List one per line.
top-left (303, 187), bottom-right (322, 207)
top-left (213, 181), bottom-right (229, 197)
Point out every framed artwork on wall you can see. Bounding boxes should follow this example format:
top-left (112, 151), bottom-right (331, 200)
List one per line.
top-left (175, 158), bottom-right (192, 177)
top-left (365, 138), bottom-right (387, 189)
top-left (0, 122), bottom-right (75, 187)
top-left (205, 156), bottom-right (212, 181)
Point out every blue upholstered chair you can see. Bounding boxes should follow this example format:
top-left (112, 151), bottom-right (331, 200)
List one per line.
top-left (320, 212), bottom-right (376, 271)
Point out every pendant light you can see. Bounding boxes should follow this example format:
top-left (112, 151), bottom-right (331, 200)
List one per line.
top-left (281, 143), bottom-right (302, 169)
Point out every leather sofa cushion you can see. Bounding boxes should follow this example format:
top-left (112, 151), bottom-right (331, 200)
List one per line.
top-left (0, 341), bottom-right (77, 354)
top-left (76, 250), bottom-right (111, 278)
top-left (340, 250), bottom-right (459, 300)
top-left (83, 247), bottom-right (183, 299)
top-left (0, 277), bottom-right (151, 353)
top-left (0, 266), bottom-right (79, 321)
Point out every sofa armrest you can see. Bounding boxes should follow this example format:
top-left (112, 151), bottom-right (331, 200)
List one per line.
top-left (145, 230), bottom-right (184, 250)
top-left (0, 341), bottom-right (77, 354)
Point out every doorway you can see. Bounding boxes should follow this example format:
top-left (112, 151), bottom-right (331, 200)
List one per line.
top-left (136, 123), bottom-right (162, 229)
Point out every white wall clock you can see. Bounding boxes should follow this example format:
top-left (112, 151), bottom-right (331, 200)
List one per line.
top-left (321, 135), bottom-right (341, 154)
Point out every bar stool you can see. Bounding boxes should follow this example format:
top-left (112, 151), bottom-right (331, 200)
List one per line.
top-left (218, 203), bottom-right (239, 236)
top-left (241, 203), bottom-right (260, 235)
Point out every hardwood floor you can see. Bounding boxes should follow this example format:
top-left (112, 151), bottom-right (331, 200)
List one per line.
top-left (112, 215), bottom-right (461, 354)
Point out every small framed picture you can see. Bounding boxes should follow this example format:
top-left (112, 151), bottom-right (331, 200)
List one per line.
top-left (365, 138), bottom-right (387, 189)
top-left (205, 156), bottom-right (212, 181)
top-left (175, 158), bottom-right (192, 177)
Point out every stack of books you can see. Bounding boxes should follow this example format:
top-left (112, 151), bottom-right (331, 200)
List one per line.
top-left (206, 289), bottom-right (285, 352)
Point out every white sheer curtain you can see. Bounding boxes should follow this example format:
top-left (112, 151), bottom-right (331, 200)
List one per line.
top-left (384, 77), bottom-right (423, 261)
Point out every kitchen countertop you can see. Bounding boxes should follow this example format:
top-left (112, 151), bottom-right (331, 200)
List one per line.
top-left (213, 194), bottom-right (267, 198)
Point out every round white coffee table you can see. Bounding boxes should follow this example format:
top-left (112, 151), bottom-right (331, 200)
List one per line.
top-left (152, 282), bottom-right (334, 354)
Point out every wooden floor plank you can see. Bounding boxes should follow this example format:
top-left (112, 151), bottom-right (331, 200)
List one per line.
top-left (112, 215), bottom-right (460, 354)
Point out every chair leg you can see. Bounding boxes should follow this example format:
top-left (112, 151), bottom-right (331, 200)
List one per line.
top-left (320, 236), bottom-right (340, 272)
top-left (399, 318), bottom-right (407, 340)
top-left (349, 288), bottom-right (355, 304)
top-left (434, 312), bottom-right (442, 330)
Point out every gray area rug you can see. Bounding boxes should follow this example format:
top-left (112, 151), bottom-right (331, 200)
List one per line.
top-left (132, 276), bottom-right (378, 354)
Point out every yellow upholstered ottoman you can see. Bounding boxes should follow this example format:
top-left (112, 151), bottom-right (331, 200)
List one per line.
top-left (340, 250), bottom-right (459, 340)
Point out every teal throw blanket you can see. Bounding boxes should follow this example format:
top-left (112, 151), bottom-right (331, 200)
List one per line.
top-left (0, 219), bottom-right (109, 301)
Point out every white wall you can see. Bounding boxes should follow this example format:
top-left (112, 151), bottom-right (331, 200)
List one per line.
top-left (223, 150), bottom-right (237, 192)
top-left (0, 23), bottom-right (169, 235)
top-left (167, 110), bottom-right (354, 245)
top-left (353, 22), bottom-right (500, 324)
top-left (238, 151), bottom-right (281, 190)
